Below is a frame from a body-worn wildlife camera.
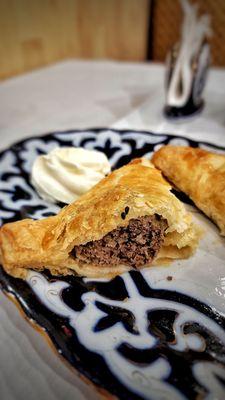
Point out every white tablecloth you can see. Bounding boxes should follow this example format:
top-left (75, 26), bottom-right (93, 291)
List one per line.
top-left (0, 60), bottom-right (225, 400)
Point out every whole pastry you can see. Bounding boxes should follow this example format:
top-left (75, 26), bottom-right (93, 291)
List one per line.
top-left (0, 158), bottom-right (200, 279)
top-left (152, 145), bottom-right (225, 235)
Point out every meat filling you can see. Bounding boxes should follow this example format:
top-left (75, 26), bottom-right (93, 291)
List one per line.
top-left (72, 214), bottom-right (168, 268)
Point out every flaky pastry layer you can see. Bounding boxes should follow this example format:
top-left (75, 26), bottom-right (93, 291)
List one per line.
top-left (0, 158), bottom-right (201, 278)
top-left (152, 145), bottom-right (225, 236)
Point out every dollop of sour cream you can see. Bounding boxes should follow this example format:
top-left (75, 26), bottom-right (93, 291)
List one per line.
top-left (31, 147), bottom-right (111, 204)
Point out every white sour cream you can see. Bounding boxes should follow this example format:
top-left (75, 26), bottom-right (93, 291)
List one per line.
top-left (31, 147), bottom-right (111, 204)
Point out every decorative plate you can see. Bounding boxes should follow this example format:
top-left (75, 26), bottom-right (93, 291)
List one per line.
top-left (0, 128), bottom-right (225, 400)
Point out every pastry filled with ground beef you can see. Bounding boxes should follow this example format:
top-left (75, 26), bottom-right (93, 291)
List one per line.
top-left (0, 158), bottom-right (200, 279)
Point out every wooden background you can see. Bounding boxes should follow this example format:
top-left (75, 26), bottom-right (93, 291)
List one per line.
top-left (150, 0), bottom-right (225, 67)
top-left (0, 0), bottom-right (150, 80)
top-left (0, 0), bottom-right (225, 80)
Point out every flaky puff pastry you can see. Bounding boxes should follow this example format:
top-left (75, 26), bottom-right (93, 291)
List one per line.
top-left (0, 158), bottom-right (200, 279)
top-left (152, 145), bottom-right (225, 236)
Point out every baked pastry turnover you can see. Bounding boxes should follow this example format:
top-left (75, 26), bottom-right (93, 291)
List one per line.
top-left (0, 158), bottom-right (200, 279)
top-left (152, 145), bottom-right (225, 235)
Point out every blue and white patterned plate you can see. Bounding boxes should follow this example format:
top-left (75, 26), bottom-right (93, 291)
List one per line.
top-left (0, 128), bottom-right (225, 400)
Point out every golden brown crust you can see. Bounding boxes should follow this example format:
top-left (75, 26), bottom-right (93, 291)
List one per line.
top-left (152, 145), bottom-right (225, 235)
top-left (0, 158), bottom-right (201, 278)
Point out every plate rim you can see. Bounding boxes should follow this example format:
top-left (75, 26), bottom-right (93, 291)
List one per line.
top-left (1, 127), bottom-right (225, 158)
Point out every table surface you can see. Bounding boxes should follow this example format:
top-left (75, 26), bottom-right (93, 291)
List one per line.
top-left (0, 60), bottom-right (225, 400)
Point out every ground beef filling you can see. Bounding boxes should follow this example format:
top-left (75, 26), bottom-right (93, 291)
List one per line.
top-left (72, 215), bottom-right (168, 269)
